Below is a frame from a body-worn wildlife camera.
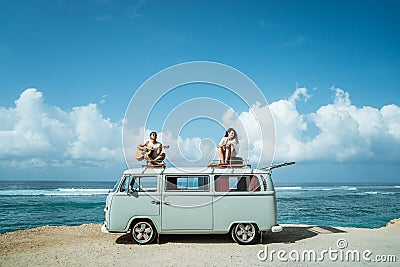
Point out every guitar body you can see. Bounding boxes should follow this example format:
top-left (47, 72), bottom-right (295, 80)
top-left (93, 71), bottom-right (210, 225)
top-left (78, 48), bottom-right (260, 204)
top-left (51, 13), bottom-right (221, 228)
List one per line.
top-left (135, 145), bottom-right (152, 161)
top-left (135, 145), bottom-right (169, 161)
top-left (135, 148), bottom-right (145, 161)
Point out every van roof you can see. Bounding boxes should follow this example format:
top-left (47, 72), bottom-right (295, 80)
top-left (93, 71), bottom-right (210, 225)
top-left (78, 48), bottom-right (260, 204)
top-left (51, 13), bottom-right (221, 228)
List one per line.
top-left (123, 166), bottom-right (270, 176)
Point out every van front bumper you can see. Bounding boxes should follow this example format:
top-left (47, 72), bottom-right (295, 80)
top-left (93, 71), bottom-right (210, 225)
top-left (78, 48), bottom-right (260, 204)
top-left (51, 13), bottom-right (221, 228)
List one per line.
top-left (101, 223), bottom-right (110, 233)
top-left (271, 225), bottom-right (283, 233)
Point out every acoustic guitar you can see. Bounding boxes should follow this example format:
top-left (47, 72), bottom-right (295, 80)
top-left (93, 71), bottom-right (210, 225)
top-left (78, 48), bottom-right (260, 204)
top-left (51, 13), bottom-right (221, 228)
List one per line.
top-left (135, 145), bottom-right (169, 161)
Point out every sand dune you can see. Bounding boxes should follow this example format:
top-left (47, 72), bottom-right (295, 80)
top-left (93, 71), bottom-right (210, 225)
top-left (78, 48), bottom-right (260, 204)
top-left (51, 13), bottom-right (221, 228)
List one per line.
top-left (1, 219), bottom-right (399, 266)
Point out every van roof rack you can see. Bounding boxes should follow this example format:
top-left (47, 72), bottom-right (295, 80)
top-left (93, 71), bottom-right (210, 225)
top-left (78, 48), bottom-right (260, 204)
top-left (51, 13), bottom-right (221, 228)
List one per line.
top-left (141, 161), bottom-right (166, 169)
top-left (208, 159), bottom-right (251, 169)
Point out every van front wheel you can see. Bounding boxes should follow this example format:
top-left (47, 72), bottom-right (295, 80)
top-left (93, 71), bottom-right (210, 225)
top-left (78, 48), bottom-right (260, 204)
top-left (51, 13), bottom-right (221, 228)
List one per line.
top-left (131, 221), bottom-right (156, 244)
top-left (231, 223), bottom-right (259, 245)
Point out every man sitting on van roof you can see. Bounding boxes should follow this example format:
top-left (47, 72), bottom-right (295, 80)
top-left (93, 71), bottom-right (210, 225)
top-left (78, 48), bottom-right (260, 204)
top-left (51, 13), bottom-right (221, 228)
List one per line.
top-left (136, 132), bottom-right (169, 165)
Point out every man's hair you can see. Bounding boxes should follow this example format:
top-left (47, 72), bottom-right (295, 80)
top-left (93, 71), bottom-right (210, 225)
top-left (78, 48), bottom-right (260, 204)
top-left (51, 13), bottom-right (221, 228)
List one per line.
top-left (150, 131), bottom-right (157, 137)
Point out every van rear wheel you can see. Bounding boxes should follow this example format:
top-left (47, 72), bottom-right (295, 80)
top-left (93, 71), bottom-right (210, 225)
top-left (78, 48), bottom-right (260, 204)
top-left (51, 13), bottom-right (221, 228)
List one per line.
top-left (231, 223), bottom-right (259, 245)
top-left (131, 221), bottom-right (156, 244)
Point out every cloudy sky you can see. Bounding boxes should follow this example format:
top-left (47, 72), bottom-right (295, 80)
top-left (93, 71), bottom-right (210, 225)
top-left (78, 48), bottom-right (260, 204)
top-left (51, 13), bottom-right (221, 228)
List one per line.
top-left (0, 0), bottom-right (399, 182)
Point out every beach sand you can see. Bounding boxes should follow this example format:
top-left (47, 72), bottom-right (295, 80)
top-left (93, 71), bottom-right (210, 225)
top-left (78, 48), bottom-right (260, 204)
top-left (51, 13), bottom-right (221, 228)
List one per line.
top-left (1, 219), bottom-right (399, 266)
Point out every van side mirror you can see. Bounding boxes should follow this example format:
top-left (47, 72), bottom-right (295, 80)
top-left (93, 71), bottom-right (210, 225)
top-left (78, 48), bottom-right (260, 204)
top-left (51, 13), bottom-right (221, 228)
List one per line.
top-left (127, 187), bottom-right (139, 198)
top-left (128, 186), bottom-right (140, 195)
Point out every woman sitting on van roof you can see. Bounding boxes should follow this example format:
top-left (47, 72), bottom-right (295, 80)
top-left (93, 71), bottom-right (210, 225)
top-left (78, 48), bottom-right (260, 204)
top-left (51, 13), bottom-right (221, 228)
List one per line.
top-left (217, 128), bottom-right (239, 164)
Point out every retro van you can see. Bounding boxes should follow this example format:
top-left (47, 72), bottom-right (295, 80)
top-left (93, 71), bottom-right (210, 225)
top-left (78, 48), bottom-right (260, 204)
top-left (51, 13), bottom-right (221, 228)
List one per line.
top-left (101, 162), bottom-right (294, 245)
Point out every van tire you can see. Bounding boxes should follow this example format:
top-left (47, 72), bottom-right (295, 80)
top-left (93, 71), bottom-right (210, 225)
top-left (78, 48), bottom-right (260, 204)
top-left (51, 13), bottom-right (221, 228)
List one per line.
top-left (131, 221), bottom-right (157, 245)
top-left (230, 223), bottom-right (259, 245)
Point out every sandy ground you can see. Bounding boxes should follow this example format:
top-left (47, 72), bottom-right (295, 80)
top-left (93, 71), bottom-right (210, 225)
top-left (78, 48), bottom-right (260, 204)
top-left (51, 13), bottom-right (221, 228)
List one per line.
top-left (1, 219), bottom-right (399, 267)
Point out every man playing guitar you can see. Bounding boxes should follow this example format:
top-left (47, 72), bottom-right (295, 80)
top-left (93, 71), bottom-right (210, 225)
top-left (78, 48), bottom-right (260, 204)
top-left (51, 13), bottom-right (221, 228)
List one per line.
top-left (136, 132), bottom-right (169, 165)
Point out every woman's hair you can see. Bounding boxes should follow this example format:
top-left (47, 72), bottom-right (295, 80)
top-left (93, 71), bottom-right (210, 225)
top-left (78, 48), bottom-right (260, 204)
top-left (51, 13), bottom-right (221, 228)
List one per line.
top-left (224, 128), bottom-right (239, 143)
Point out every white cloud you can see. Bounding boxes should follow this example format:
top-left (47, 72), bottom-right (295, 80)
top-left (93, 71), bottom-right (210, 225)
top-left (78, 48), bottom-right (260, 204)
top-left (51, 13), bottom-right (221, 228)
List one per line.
top-left (215, 87), bottom-right (400, 165)
top-left (270, 87), bottom-right (400, 163)
top-left (66, 103), bottom-right (121, 160)
top-left (2, 87), bottom-right (399, 176)
top-left (381, 104), bottom-right (400, 142)
top-left (0, 88), bottom-right (123, 169)
top-left (123, 87), bottom-right (400, 168)
top-left (288, 86), bottom-right (311, 104)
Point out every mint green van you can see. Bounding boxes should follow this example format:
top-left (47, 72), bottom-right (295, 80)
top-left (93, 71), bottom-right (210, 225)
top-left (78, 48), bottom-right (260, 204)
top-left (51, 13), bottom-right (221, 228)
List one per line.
top-left (101, 164), bottom-right (291, 245)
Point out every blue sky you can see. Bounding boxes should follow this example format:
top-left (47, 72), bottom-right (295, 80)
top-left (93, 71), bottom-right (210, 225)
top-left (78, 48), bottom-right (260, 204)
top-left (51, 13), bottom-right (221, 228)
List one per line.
top-left (0, 0), bottom-right (399, 182)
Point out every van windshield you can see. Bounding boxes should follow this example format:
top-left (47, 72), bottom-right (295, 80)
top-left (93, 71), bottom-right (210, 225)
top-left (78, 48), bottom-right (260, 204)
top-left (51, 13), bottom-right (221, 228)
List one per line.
top-left (110, 179), bottom-right (120, 192)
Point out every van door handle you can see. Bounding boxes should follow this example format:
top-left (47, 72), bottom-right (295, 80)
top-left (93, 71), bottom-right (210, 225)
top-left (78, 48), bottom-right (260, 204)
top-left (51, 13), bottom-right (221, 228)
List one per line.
top-left (151, 200), bottom-right (160, 205)
top-left (164, 201), bottom-right (171, 205)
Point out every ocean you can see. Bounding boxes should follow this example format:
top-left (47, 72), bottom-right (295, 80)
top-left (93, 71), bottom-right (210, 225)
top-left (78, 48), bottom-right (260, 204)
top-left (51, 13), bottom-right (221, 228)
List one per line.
top-left (1, 180), bottom-right (399, 234)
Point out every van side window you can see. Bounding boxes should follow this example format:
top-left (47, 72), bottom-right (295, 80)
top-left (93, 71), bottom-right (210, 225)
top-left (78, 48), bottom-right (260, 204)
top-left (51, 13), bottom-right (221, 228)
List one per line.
top-left (249, 176), bottom-right (261, 191)
top-left (165, 176), bottom-right (209, 191)
top-left (130, 176), bottom-right (157, 192)
top-left (214, 175), bottom-right (261, 192)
